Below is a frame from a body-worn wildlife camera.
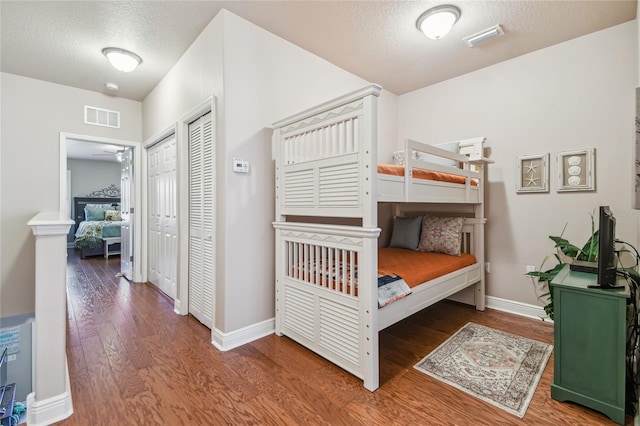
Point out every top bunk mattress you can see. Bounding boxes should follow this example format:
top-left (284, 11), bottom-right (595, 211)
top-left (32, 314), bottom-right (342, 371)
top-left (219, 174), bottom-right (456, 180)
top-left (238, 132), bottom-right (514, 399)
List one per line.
top-left (377, 164), bottom-right (478, 186)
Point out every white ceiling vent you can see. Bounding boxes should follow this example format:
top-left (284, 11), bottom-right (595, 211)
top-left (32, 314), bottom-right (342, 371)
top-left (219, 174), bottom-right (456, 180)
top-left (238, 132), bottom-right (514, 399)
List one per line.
top-left (84, 105), bottom-right (120, 128)
top-left (463, 25), bottom-right (505, 47)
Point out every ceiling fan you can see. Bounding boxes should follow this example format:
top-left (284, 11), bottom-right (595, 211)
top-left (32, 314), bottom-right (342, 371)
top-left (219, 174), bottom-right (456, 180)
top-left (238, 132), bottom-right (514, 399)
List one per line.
top-left (92, 148), bottom-right (125, 161)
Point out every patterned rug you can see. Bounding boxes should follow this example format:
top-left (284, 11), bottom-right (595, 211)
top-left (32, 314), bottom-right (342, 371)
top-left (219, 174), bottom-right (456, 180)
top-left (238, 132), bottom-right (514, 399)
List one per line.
top-left (414, 322), bottom-right (553, 418)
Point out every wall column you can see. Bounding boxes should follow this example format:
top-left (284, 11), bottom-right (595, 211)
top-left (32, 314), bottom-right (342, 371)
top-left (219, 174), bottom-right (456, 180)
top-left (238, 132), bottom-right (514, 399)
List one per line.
top-left (26, 212), bottom-right (74, 425)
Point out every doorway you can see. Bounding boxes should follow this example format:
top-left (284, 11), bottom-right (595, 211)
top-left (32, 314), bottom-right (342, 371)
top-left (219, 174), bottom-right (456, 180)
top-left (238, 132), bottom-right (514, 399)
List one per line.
top-left (59, 133), bottom-right (142, 281)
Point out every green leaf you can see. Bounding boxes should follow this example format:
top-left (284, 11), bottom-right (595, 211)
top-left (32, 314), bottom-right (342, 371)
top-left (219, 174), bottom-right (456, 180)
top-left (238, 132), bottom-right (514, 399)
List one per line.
top-left (549, 236), bottom-right (581, 258)
top-left (577, 230), bottom-right (599, 262)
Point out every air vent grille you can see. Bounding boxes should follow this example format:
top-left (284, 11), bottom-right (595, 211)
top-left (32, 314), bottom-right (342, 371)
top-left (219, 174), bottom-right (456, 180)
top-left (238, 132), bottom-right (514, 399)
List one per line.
top-left (84, 105), bottom-right (120, 128)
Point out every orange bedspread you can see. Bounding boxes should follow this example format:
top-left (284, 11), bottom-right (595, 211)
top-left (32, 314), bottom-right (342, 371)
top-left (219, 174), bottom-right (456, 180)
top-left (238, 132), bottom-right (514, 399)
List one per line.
top-left (378, 247), bottom-right (476, 287)
top-left (377, 164), bottom-right (478, 186)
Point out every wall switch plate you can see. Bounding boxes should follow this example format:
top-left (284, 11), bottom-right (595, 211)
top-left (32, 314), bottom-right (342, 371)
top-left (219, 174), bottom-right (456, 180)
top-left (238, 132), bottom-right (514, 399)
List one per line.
top-left (485, 262), bottom-right (490, 273)
top-left (233, 158), bottom-right (249, 174)
top-left (526, 265), bottom-right (536, 273)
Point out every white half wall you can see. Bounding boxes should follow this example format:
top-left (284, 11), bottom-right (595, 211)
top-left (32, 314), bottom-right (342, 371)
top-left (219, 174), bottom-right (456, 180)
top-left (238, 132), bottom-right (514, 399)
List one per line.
top-left (397, 22), bottom-right (638, 308)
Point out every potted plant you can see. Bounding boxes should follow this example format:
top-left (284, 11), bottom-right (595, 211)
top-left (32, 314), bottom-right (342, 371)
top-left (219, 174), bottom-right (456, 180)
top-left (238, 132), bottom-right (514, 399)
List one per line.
top-left (526, 222), bottom-right (599, 321)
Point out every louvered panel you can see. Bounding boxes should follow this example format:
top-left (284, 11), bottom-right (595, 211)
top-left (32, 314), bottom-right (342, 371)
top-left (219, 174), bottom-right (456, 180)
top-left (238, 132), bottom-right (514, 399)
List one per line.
top-left (189, 235), bottom-right (204, 314)
top-left (189, 124), bottom-right (203, 229)
top-left (319, 297), bottom-right (360, 366)
top-left (201, 239), bottom-right (215, 326)
top-left (202, 119), bottom-right (214, 234)
top-left (319, 162), bottom-right (359, 206)
top-left (284, 169), bottom-right (314, 206)
top-left (283, 285), bottom-right (315, 341)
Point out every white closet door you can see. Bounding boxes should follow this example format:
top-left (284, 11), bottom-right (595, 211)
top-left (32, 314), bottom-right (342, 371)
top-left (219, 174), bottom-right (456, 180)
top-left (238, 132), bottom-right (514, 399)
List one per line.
top-left (148, 135), bottom-right (177, 298)
top-left (189, 112), bottom-right (214, 328)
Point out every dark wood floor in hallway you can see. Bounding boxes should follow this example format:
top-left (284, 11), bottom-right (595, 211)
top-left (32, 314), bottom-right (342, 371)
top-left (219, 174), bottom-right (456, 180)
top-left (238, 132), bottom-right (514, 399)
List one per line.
top-left (58, 249), bottom-right (623, 425)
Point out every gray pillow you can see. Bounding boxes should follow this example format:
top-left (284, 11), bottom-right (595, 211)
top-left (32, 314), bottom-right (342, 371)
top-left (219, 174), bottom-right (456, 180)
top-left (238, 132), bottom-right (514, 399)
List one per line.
top-left (389, 216), bottom-right (423, 250)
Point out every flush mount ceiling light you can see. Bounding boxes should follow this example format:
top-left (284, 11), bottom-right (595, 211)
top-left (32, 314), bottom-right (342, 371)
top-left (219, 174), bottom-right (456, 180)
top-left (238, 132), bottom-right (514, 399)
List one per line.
top-left (102, 47), bottom-right (142, 72)
top-left (416, 5), bottom-right (461, 40)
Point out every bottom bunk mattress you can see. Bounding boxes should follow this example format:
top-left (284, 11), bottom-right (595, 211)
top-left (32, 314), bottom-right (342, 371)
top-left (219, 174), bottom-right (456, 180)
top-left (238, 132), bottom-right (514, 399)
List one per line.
top-left (378, 248), bottom-right (476, 287)
top-left (288, 246), bottom-right (476, 307)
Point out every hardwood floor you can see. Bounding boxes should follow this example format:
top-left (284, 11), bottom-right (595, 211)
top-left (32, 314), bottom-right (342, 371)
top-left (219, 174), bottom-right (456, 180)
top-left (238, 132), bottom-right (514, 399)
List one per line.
top-left (59, 249), bottom-right (625, 425)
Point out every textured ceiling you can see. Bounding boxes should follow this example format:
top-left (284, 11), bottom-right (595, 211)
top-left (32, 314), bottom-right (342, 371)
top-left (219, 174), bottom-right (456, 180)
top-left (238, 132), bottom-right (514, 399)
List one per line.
top-left (1, 1), bottom-right (637, 101)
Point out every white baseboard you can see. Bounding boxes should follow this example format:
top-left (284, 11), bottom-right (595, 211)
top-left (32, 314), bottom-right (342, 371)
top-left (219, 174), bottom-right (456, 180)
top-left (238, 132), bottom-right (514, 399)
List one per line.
top-left (212, 318), bottom-right (275, 351)
top-left (26, 365), bottom-right (73, 425)
top-left (485, 295), bottom-right (552, 323)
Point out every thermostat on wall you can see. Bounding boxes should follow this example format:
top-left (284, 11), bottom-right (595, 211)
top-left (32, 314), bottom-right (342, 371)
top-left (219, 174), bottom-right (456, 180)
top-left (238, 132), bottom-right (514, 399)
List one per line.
top-left (233, 158), bottom-right (249, 174)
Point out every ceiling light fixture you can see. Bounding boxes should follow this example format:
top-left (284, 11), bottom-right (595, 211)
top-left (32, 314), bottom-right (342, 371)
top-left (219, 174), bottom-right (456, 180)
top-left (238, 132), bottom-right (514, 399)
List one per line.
top-left (102, 47), bottom-right (142, 72)
top-left (463, 25), bottom-right (505, 47)
top-left (416, 5), bottom-right (461, 40)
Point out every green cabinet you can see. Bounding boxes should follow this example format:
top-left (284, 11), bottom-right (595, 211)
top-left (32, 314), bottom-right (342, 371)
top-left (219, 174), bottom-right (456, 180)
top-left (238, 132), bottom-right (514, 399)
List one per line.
top-left (550, 264), bottom-right (630, 425)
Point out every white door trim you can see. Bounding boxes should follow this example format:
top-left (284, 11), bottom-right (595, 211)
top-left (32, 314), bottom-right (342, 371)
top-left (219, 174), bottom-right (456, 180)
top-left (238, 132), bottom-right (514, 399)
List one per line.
top-left (59, 132), bottom-right (143, 282)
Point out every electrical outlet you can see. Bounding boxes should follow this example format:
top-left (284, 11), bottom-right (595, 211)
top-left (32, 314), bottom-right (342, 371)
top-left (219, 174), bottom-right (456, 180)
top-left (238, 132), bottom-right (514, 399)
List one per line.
top-left (7, 354), bottom-right (16, 362)
top-left (485, 262), bottom-right (490, 273)
top-left (526, 265), bottom-right (536, 273)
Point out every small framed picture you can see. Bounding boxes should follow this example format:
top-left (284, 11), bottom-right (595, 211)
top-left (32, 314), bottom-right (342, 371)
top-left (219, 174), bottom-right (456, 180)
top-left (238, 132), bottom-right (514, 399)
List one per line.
top-left (557, 149), bottom-right (595, 192)
top-left (516, 153), bottom-right (549, 193)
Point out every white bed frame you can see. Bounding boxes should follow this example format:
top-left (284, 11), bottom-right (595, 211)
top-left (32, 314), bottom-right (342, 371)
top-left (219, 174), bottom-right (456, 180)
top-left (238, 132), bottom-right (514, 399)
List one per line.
top-left (272, 84), bottom-right (490, 391)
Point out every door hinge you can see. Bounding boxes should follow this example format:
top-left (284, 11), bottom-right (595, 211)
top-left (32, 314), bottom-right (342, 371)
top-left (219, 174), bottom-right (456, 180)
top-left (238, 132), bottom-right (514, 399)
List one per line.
top-left (130, 255), bottom-right (133, 262)
top-left (130, 207), bottom-right (134, 214)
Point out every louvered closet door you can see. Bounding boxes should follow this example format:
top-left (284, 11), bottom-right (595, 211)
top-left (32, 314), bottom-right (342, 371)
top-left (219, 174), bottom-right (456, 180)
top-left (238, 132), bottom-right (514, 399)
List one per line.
top-left (189, 112), bottom-right (214, 328)
top-left (147, 134), bottom-right (178, 299)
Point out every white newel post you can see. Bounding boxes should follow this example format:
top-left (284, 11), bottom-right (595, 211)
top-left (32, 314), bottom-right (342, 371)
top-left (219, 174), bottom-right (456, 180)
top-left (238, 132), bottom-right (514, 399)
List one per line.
top-left (27, 212), bottom-right (74, 425)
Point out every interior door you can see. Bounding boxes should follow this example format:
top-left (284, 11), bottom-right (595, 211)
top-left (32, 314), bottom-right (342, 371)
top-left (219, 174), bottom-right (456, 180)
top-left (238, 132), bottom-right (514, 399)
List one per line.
top-left (120, 147), bottom-right (134, 280)
top-left (189, 112), bottom-right (214, 328)
top-left (147, 135), bottom-right (177, 298)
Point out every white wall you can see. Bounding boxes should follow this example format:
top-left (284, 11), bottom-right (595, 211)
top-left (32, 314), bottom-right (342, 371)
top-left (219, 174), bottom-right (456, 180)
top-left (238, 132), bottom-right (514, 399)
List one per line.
top-left (142, 9), bottom-right (397, 334)
top-left (68, 159), bottom-right (121, 200)
top-left (0, 73), bottom-right (141, 317)
top-left (398, 22), bottom-right (638, 306)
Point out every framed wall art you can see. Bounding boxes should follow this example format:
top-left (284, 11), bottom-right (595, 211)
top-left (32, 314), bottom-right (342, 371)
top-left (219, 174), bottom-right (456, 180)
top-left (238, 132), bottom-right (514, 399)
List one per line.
top-left (557, 148), bottom-right (595, 192)
top-left (516, 153), bottom-right (549, 193)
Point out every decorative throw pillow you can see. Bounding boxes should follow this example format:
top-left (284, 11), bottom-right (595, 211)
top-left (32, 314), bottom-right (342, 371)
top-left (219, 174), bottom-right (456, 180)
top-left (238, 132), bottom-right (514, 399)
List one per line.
top-left (84, 206), bottom-right (106, 221)
top-left (104, 210), bottom-right (121, 221)
top-left (418, 216), bottom-right (465, 256)
top-left (392, 150), bottom-right (406, 165)
top-left (389, 216), bottom-right (422, 250)
top-left (416, 141), bottom-right (460, 168)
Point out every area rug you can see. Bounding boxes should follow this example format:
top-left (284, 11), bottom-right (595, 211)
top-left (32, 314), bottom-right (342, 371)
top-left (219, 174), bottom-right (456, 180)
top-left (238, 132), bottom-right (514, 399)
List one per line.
top-left (414, 322), bottom-right (553, 418)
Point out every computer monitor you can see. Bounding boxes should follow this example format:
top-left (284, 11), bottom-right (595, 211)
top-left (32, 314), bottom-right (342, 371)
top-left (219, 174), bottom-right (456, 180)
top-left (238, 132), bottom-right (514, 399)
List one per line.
top-left (597, 206), bottom-right (617, 288)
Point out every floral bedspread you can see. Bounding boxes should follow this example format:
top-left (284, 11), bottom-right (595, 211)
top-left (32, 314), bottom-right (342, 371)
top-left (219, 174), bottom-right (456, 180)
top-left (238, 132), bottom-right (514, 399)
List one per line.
top-left (74, 220), bottom-right (122, 249)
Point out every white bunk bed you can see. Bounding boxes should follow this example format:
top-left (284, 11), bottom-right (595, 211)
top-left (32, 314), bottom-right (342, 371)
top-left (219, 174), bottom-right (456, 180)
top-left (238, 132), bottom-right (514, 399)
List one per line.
top-left (271, 84), bottom-right (491, 391)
